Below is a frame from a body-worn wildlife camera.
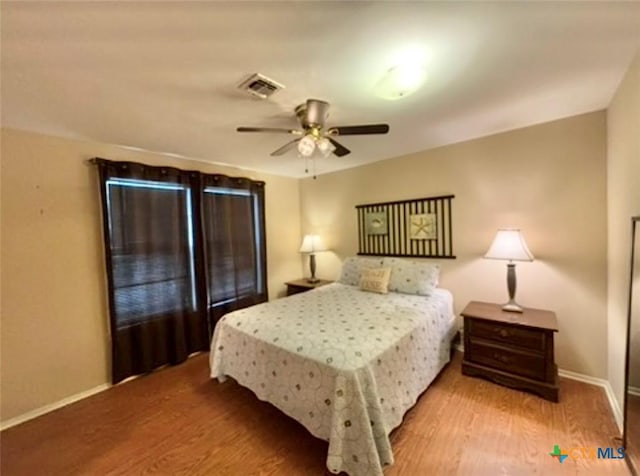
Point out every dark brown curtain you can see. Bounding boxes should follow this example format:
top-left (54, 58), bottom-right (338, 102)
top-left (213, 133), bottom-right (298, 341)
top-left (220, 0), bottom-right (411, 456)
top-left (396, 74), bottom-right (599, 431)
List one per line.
top-left (201, 174), bottom-right (268, 325)
top-left (96, 160), bottom-right (208, 383)
top-left (95, 159), bottom-right (267, 384)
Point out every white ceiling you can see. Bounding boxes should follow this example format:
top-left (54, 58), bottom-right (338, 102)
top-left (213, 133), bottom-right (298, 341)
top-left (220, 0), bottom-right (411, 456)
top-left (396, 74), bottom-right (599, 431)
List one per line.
top-left (2, 1), bottom-right (639, 178)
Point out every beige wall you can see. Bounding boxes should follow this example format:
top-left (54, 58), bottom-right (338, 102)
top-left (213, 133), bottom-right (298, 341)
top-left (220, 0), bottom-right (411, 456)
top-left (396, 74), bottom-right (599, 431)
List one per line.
top-left (0, 128), bottom-right (303, 423)
top-left (607, 51), bottom-right (640, 408)
top-left (300, 111), bottom-right (608, 378)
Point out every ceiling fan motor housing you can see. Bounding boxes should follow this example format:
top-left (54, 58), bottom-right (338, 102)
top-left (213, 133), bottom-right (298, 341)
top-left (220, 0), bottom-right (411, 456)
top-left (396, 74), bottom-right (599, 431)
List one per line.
top-left (297, 99), bottom-right (330, 128)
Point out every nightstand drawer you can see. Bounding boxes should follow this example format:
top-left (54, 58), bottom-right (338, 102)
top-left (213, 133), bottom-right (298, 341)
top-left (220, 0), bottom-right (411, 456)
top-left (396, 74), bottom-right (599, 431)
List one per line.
top-left (467, 339), bottom-right (546, 381)
top-left (468, 318), bottom-right (544, 352)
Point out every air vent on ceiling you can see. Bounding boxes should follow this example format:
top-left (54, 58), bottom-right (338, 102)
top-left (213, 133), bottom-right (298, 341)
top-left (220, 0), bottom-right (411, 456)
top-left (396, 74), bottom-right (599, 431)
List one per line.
top-left (237, 73), bottom-right (284, 99)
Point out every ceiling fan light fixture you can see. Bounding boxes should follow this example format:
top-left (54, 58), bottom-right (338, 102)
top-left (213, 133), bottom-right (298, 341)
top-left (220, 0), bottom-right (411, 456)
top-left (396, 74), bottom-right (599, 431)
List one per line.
top-left (298, 135), bottom-right (316, 157)
top-left (316, 137), bottom-right (335, 157)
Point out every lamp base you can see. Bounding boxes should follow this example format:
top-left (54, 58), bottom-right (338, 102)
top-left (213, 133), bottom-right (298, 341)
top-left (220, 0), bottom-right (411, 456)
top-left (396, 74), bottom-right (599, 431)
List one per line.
top-left (502, 301), bottom-right (524, 313)
top-left (307, 254), bottom-right (319, 284)
top-left (503, 263), bottom-right (523, 313)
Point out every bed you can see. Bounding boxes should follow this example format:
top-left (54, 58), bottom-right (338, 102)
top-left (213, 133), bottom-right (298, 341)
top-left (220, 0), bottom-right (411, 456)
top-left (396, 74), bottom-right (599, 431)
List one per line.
top-left (209, 257), bottom-right (457, 476)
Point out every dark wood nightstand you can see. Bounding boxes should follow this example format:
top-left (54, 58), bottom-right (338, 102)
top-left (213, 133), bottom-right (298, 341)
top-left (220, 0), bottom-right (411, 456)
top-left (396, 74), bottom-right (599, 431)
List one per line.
top-left (285, 278), bottom-right (333, 296)
top-left (461, 301), bottom-right (559, 402)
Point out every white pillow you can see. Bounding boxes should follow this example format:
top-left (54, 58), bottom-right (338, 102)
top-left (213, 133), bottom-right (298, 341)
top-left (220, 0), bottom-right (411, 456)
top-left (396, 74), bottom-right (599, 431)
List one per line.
top-left (359, 267), bottom-right (391, 294)
top-left (338, 256), bottom-right (383, 286)
top-left (382, 257), bottom-right (440, 296)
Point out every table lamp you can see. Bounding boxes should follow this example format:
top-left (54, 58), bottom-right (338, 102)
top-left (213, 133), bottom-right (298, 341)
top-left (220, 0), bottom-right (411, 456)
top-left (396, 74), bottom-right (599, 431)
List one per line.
top-left (299, 234), bottom-right (327, 283)
top-left (484, 229), bottom-right (534, 313)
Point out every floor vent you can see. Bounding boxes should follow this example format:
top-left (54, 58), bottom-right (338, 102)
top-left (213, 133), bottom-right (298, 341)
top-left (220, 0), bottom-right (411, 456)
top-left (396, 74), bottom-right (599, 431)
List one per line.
top-left (238, 73), bottom-right (284, 99)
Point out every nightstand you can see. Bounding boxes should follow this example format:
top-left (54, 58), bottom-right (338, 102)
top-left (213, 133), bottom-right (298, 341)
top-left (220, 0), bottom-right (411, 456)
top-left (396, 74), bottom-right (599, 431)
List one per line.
top-left (461, 301), bottom-right (559, 402)
top-left (285, 278), bottom-right (333, 296)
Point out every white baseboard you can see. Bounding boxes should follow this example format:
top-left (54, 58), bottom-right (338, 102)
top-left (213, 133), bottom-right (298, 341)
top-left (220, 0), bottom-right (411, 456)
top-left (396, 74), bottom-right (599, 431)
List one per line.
top-left (0, 383), bottom-right (111, 431)
top-left (557, 369), bottom-right (623, 434)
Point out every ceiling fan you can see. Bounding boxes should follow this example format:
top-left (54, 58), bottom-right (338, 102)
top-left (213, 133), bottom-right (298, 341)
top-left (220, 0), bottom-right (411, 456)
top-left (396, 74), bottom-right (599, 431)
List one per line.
top-left (236, 99), bottom-right (390, 158)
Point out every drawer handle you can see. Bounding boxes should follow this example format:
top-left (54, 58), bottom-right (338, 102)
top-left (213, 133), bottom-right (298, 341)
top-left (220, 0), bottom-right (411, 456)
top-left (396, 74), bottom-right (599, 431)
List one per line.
top-left (493, 353), bottom-right (511, 364)
top-left (495, 328), bottom-right (510, 338)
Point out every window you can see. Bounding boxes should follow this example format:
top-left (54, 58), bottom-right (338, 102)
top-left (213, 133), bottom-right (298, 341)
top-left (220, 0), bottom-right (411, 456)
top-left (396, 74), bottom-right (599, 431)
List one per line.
top-left (105, 178), bottom-right (197, 325)
top-left (203, 186), bottom-right (265, 307)
top-left (200, 175), bottom-right (268, 322)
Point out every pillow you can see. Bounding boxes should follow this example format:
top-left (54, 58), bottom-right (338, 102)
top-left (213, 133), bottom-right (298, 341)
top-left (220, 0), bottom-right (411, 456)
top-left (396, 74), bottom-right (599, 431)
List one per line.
top-left (359, 267), bottom-right (391, 294)
top-left (338, 256), bottom-right (383, 286)
top-left (382, 257), bottom-right (440, 296)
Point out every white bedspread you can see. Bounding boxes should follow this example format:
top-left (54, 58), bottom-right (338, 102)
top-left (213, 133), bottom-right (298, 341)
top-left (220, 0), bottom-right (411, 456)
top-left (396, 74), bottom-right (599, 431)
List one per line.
top-left (210, 283), bottom-right (456, 476)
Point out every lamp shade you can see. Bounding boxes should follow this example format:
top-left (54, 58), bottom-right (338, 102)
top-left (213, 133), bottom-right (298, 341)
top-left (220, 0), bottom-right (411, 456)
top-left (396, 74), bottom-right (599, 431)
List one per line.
top-left (484, 229), bottom-right (534, 262)
top-left (299, 234), bottom-right (327, 253)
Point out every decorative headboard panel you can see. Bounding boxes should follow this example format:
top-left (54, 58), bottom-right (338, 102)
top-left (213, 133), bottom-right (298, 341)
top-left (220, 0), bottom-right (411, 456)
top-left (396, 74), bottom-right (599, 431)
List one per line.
top-left (356, 194), bottom-right (455, 259)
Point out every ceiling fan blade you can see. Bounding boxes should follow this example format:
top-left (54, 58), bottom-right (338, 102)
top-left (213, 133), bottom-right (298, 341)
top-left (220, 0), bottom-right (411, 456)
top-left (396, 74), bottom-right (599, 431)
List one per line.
top-left (270, 139), bottom-right (301, 156)
top-left (237, 126), bottom-right (302, 135)
top-left (328, 138), bottom-right (351, 157)
top-left (329, 124), bottom-right (390, 136)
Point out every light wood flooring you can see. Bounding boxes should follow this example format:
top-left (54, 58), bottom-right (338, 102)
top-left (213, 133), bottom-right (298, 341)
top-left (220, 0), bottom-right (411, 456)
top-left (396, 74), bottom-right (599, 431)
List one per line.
top-left (1, 352), bottom-right (629, 475)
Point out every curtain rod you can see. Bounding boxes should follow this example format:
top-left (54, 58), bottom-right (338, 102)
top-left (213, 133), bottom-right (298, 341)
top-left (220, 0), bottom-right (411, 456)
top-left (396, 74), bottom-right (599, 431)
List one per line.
top-left (84, 157), bottom-right (265, 187)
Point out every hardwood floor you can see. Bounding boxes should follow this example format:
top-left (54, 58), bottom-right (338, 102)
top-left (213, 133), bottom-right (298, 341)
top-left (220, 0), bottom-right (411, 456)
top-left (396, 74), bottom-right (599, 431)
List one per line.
top-left (1, 352), bottom-right (628, 475)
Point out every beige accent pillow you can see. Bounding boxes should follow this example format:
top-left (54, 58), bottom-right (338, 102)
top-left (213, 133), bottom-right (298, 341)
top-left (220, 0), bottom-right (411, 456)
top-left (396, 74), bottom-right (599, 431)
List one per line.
top-left (359, 267), bottom-right (392, 294)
